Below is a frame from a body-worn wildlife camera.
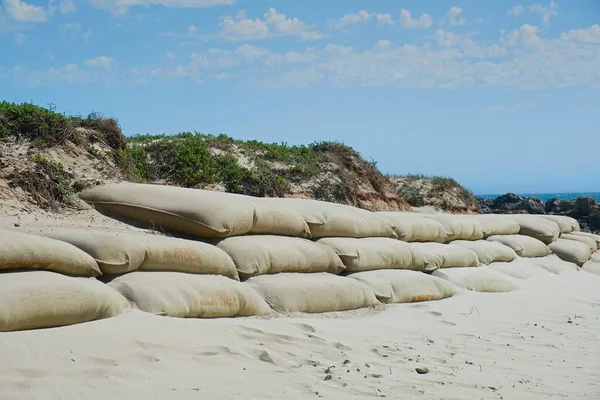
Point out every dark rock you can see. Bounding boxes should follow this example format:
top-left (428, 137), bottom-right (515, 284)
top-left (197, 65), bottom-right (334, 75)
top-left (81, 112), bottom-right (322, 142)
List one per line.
top-left (415, 367), bottom-right (429, 374)
top-left (545, 198), bottom-right (574, 215)
top-left (570, 196), bottom-right (599, 217)
top-left (489, 193), bottom-right (545, 215)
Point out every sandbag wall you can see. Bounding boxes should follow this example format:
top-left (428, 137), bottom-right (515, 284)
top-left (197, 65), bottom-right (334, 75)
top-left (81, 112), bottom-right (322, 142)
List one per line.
top-left (2, 182), bottom-right (597, 332)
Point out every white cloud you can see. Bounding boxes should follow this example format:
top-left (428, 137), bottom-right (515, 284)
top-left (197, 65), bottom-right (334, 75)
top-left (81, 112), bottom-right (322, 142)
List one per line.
top-left (87, 0), bottom-right (235, 15)
top-left (84, 56), bottom-right (115, 70)
top-left (62, 22), bottom-right (81, 35)
top-left (218, 8), bottom-right (325, 41)
top-left (502, 24), bottom-right (541, 47)
top-left (447, 6), bottom-right (466, 27)
top-left (187, 24), bottom-right (197, 34)
top-left (3, 0), bottom-right (49, 22)
top-left (333, 10), bottom-right (394, 31)
top-left (59, 0), bottom-right (76, 14)
top-left (399, 9), bottom-right (432, 30)
top-left (83, 29), bottom-right (93, 42)
top-left (166, 51), bottom-right (176, 60)
top-left (13, 32), bottom-right (26, 45)
top-left (561, 24), bottom-right (600, 44)
top-left (508, 1), bottom-right (558, 26)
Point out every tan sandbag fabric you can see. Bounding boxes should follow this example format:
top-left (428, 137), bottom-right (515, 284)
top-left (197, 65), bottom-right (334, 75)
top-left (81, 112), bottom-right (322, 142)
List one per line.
top-left (0, 271), bottom-right (127, 332)
top-left (501, 215), bottom-right (560, 244)
top-left (315, 237), bottom-right (426, 272)
top-left (109, 272), bottom-right (271, 318)
top-left (540, 215), bottom-right (580, 233)
top-left (470, 215), bottom-right (521, 237)
top-left (570, 231), bottom-right (600, 248)
top-left (559, 233), bottom-right (598, 252)
top-left (418, 213), bottom-right (484, 241)
top-left (582, 253), bottom-right (600, 275)
top-left (528, 255), bottom-right (579, 274)
top-left (248, 272), bottom-right (379, 313)
top-left (249, 198), bottom-right (311, 238)
top-left (450, 240), bottom-right (518, 264)
top-left (488, 260), bottom-right (553, 279)
top-left (0, 230), bottom-right (101, 277)
top-left (408, 243), bottom-right (480, 270)
top-left (486, 234), bottom-right (551, 258)
top-left (433, 267), bottom-right (519, 293)
top-left (548, 239), bottom-right (592, 267)
top-left (347, 270), bottom-right (457, 304)
top-left (216, 235), bottom-right (345, 280)
top-left (374, 212), bottom-right (448, 242)
top-left (262, 197), bottom-right (396, 239)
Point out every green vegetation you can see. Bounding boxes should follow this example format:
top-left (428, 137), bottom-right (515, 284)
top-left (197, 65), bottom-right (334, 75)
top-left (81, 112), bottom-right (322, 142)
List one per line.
top-left (397, 184), bottom-right (425, 207)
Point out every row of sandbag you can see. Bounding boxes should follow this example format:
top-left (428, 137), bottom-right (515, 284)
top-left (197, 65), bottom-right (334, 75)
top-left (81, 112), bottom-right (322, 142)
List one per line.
top-left (78, 182), bottom-right (580, 243)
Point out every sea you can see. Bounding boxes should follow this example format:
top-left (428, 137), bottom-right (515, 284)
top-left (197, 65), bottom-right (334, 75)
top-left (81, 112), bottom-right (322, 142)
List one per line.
top-left (478, 192), bottom-right (600, 202)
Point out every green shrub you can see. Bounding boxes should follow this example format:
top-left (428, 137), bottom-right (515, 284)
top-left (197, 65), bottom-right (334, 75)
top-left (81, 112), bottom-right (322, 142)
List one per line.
top-left (397, 184), bottom-right (425, 207)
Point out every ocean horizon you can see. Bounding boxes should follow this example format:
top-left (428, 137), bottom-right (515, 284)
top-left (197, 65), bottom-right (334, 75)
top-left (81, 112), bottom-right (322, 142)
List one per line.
top-left (477, 192), bottom-right (600, 202)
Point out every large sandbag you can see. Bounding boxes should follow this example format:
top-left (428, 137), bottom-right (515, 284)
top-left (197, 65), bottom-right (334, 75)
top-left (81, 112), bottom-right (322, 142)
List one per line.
top-left (374, 212), bottom-right (448, 242)
top-left (570, 231), bottom-right (600, 247)
top-left (108, 272), bottom-right (271, 318)
top-left (528, 255), bottom-right (579, 274)
top-left (248, 273), bottom-right (379, 313)
top-left (26, 228), bottom-right (239, 279)
top-left (582, 253), bottom-right (600, 275)
top-left (433, 267), bottom-right (519, 293)
top-left (486, 234), bottom-right (551, 258)
top-left (471, 215), bottom-right (521, 237)
top-left (315, 237), bottom-right (426, 272)
top-left (410, 213), bottom-right (484, 241)
top-left (408, 243), bottom-right (479, 269)
top-left (216, 235), bottom-right (345, 280)
top-left (79, 183), bottom-right (309, 239)
top-left (347, 270), bottom-right (457, 304)
top-left (0, 230), bottom-right (101, 277)
top-left (450, 240), bottom-right (518, 264)
top-left (559, 233), bottom-right (598, 252)
top-left (0, 271), bottom-right (127, 332)
top-left (548, 239), bottom-right (592, 266)
top-left (262, 197), bottom-right (396, 239)
top-left (488, 260), bottom-right (553, 279)
top-left (501, 215), bottom-right (560, 244)
top-left (541, 215), bottom-right (580, 233)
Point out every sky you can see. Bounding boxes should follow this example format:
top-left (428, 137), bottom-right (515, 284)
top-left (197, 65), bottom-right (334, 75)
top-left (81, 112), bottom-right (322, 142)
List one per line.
top-left (1, 0), bottom-right (599, 195)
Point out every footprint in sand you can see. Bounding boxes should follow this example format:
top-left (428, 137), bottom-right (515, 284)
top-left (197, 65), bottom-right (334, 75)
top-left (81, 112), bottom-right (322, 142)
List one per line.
top-left (441, 320), bottom-right (457, 326)
top-left (429, 311), bottom-right (443, 317)
top-left (88, 356), bottom-right (120, 367)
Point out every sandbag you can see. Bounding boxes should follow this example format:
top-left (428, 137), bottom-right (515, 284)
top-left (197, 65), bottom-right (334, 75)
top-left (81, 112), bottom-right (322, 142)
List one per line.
top-left (486, 234), bottom-right (551, 258)
top-left (541, 215), bottom-right (580, 233)
top-left (488, 260), bottom-right (552, 279)
top-left (570, 231), bottom-right (600, 247)
top-left (315, 237), bottom-right (426, 272)
top-left (262, 197), bottom-right (396, 239)
top-left (450, 240), bottom-right (518, 264)
top-left (248, 272), bottom-right (379, 313)
top-left (374, 212), bottom-right (448, 242)
top-left (470, 215), bottom-right (521, 237)
top-left (502, 215), bottom-right (560, 244)
top-left (408, 243), bottom-right (480, 270)
top-left (347, 270), bottom-right (457, 304)
top-left (27, 228), bottom-right (239, 279)
top-left (559, 233), bottom-right (598, 252)
top-left (548, 239), bottom-right (592, 266)
top-left (417, 213), bottom-right (484, 241)
top-left (582, 253), bottom-right (600, 275)
top-left (108, 272), bottom-right (271, 318)
top-left (0, 230), bottom-right (101, 277)
top-left (79, 183), bottom-right (309, 239)
top-left (216, 235), bottom-right (345, 280)
top-left (0, 271), bottom-right (127, 332)
top-left (433, 267), bottom-right (519, 293)
top-left (528, 255), bottom-right (580, 274)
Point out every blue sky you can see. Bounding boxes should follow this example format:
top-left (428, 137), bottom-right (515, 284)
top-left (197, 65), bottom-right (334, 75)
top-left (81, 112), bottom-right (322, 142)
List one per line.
top-left (1, 0), bottom-right (599, 194)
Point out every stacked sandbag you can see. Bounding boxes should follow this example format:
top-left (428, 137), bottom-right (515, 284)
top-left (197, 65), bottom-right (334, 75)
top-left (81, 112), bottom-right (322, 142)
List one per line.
top-left (559, 233), bottom-right (598, 252)
top-left (248, 273), bottom-right (379, 313)
top-left (0, 230), bottom-right (101, 277)
top-left (499, 214), bottom-right (560, 244)
top-left (486, 234), bottom-right (551, 258)
top-left (416, 213), bottom-right (484, 241)
top-left (216, 235), bottom-right (345, 280)
top-left (347, 270), bottom-right (457, 304)
top-left (315, 237), bottom-right (427, 272)
top-left (433, 267), bottom-right (519, 293)
top-left (488, 260), bottom-right (553, 279)
top-left (79, 183), bottom-right (310, 239)
top-left (570, 231), bottom-right (600, 247)
top-left (529, 255), bottom-right (580, 274)
top-left (470, 214), bottom-right (521, 237)
top-left (450, 240), bottom-right (518, 264)
top-left (262, 197), bottom-right (396, 238)
top-left (23, 227), bottom-right (239, 279)
top-left (582, 252), bottom-right (600, 275)
top-left (408, 243), bottom-right (480, 269)
top-left (0, 271), bottom-right (128, 332)
top-left (108, 272), bottom-right (271, 318)
top-left (374, 212), bottom-right (448, 242)
top-left (548, 239), bottom-right (592, 267)
top-left (540, 215), bottom-right (580, 233)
